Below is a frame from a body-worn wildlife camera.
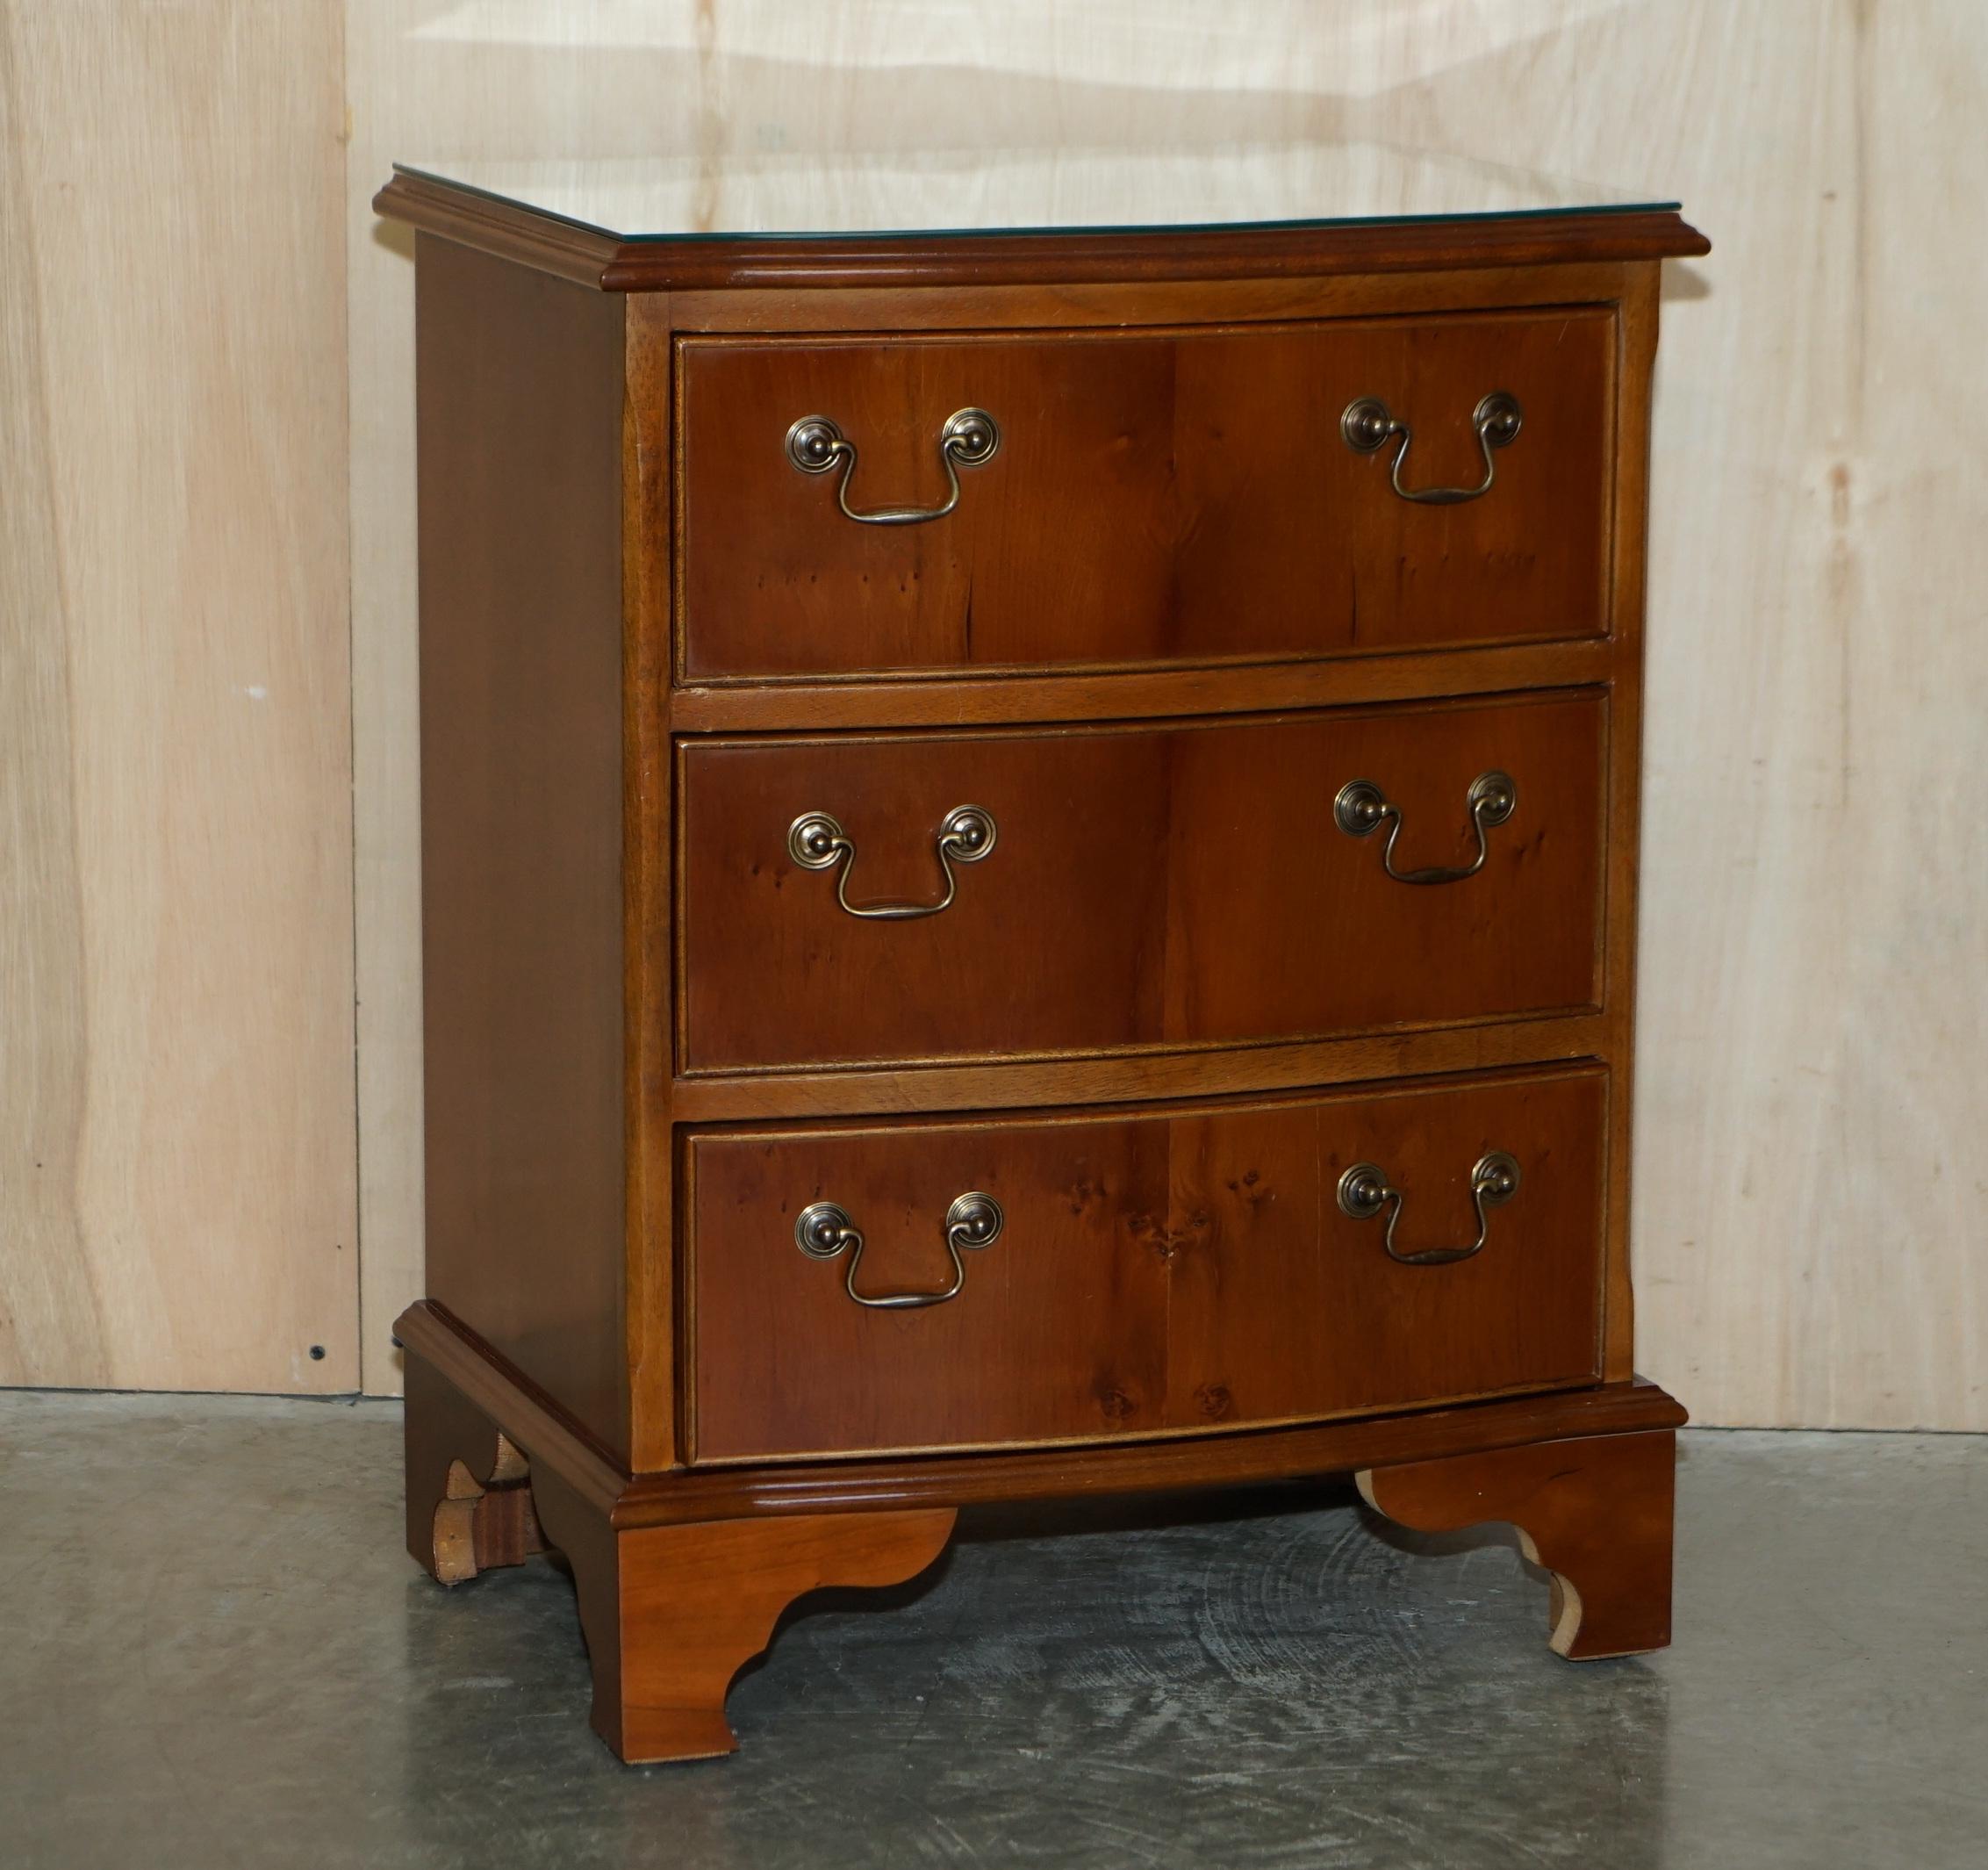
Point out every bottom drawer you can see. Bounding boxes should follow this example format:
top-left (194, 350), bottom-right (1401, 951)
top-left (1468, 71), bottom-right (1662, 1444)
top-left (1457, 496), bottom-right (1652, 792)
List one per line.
top-left (685, 1065), bottom-right (1607, 1463)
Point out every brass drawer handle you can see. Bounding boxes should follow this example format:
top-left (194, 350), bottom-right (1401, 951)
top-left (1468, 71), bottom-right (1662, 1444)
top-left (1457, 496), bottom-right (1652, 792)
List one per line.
top-left (1337, 1152), bottom-right (1522, 1266)
top-left (787, 804), bottom-right (995, 921)
top-left (795, 1193), bottom-right (1004, 1309)
top-left (1333, 770), bottom-right (1516, 885)
top-left (785, 407), bottom-right (1000, 526)
top-left (1340, 392), bottom-right (1522, 505)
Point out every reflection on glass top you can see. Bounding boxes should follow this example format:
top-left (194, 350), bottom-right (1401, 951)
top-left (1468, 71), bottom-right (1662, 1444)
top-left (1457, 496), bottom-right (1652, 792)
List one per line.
top-left (396, 144), bottom-right (1676, 243)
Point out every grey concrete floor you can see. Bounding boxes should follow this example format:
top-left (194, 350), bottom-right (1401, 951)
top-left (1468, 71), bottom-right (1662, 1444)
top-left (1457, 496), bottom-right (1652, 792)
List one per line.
top-left (0, 1395), bottom-right (1981, 1870)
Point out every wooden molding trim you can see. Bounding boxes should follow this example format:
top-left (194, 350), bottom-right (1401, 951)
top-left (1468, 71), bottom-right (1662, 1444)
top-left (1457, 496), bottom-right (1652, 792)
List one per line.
top-left (376, 175), bottom-right (621, 287)
top-left (399, 1298), bottom-right (1684, 1528)
top-left (375, 173), bottom-right (1709, 294)
top-left (628, 1383), bottom-right (1686, 1525)
top-left (667, 638), bottom-right (1620, 732)
top-left (665, 1013), bottom-right (1615, 1125)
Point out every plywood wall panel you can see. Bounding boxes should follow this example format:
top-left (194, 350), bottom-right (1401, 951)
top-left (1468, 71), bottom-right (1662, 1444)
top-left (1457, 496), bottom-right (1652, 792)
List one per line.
top-left (0, 2), bottom-right (357, 1392)
top-left (344, 1), bottom-right (1985, 1424)
top-left (1627, 3), bottom-right (1987, 1428)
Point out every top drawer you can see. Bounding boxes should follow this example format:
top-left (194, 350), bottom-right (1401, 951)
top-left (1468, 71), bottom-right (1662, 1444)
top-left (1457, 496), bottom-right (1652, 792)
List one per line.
top-left (677, 308), bottom-right (1616, 680)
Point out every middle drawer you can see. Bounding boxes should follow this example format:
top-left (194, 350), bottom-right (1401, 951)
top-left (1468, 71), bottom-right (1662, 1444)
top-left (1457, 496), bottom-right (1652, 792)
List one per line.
top-left (678, 691), bottom-right (1604, 1073)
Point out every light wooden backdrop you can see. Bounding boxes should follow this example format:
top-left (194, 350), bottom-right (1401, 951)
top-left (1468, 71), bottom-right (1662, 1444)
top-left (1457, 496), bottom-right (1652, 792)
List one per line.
top-left (5, 2), bottom-right (1983, 1427)
top-left (1, 2), bottom-right (358, 1392)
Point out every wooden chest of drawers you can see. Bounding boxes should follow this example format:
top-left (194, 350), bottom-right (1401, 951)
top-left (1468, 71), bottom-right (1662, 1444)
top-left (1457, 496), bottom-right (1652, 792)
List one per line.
top-left (380, 165), bottom-right (1706, 1765)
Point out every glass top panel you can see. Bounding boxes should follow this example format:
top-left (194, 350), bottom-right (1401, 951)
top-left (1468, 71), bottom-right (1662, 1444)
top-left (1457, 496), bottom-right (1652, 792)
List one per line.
top-left (396, 145), bottom-right (1676, 244)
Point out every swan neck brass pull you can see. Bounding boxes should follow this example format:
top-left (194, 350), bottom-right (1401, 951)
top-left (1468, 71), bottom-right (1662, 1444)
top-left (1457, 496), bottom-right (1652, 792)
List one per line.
top-left (1337, 1152), bottom-right (1522, 1266)
top-left (1334, 771), bottom-right (1516, 885)
top-left (795, 1193), bottom-right (1004, 1309)
top-left (787, 805), bottom-right (996, 920)
top-left (785, 407), bottom-right (1000, 525)
top-left (1340, 392), bottom-right (1522, 505)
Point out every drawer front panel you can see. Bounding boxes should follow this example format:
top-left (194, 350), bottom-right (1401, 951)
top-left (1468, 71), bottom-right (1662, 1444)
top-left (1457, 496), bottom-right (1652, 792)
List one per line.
top-left (677, 309), bottom-right (1614, 679)
top-left (687, 1067), bottom-right (1606, 1462)
top-left (678, 693), bottom-right (1604, 1072)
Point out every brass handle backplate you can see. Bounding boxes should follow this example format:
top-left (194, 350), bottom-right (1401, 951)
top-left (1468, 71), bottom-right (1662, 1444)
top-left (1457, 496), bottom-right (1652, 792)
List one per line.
top-left (1341, 391), bottom-right (1522, 505)
top-left (795, 1193), bottom-right (1004, 1309)
top-left (1337, 1152), bottom-right (1522, 1266)
top-left (785, 406), bottom-right (1000, 525)
top-left (787, 804), bottom-right (996, 920)
top-left (1334, 770), bottom-right (1516, 885)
